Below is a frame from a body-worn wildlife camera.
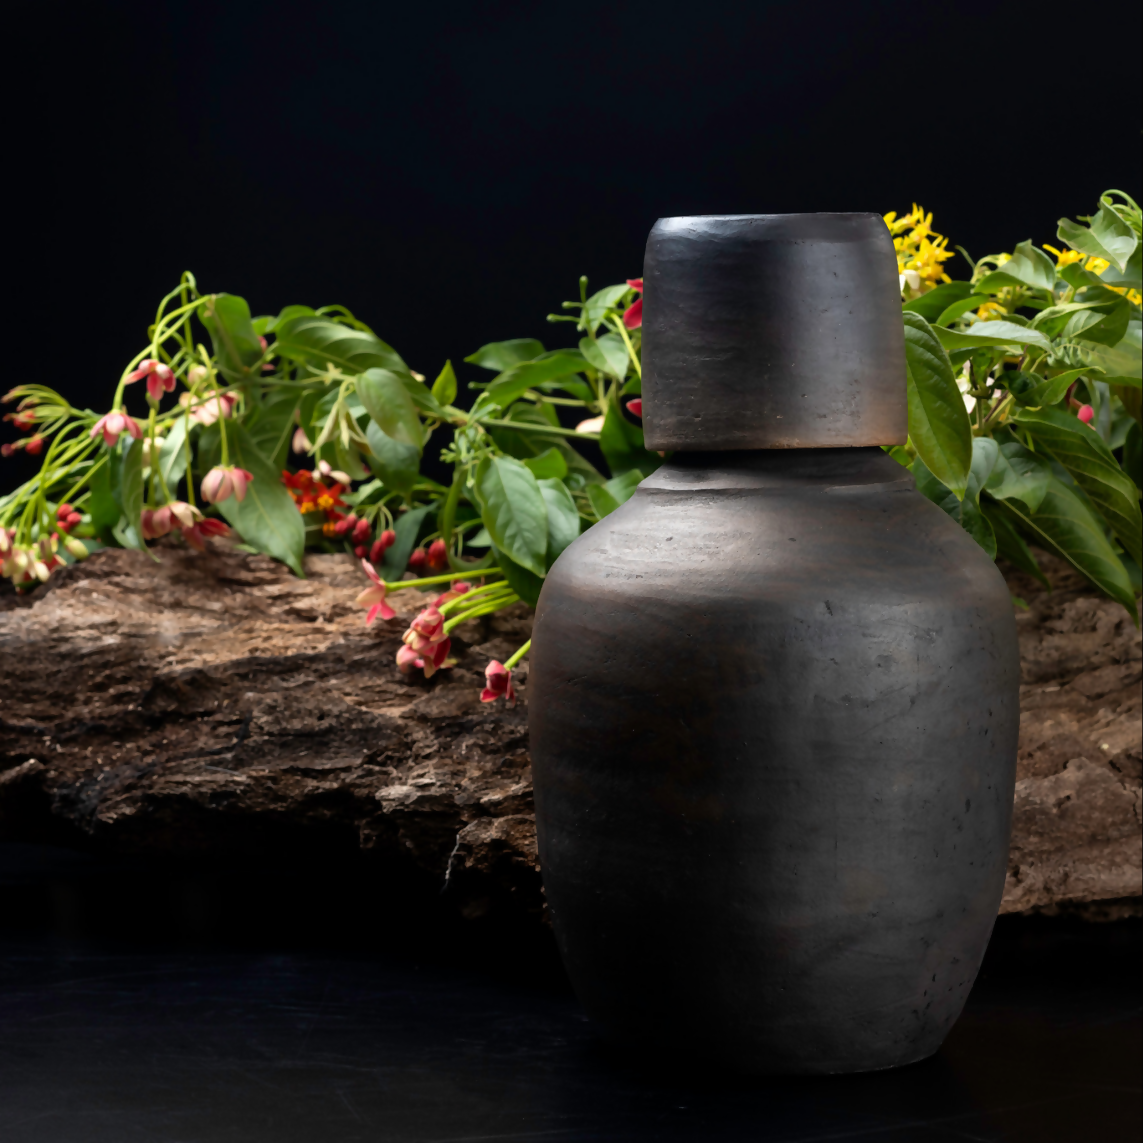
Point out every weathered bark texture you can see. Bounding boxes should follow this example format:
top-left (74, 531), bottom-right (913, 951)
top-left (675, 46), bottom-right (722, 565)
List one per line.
top-left (1, 544), bottom-right (1139, 922)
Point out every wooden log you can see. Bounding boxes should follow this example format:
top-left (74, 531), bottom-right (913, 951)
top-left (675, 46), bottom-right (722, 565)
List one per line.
top-left (1, 543), bottom-right (1139, 922)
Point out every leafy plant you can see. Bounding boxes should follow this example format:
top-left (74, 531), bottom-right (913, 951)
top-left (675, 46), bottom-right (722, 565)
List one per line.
top-left (3, 193), bottom-right (1139, 711)
top-left (888, 191), bottom-right (1141, 620)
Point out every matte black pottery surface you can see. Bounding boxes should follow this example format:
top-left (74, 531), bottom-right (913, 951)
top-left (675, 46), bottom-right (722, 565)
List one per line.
top-left (529, 214), bottom-right (1021, 1075)
top-left (641, 213), bottom-right (908, 450)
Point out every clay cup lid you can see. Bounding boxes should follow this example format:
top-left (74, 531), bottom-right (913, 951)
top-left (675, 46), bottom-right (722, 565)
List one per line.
top-left (641, 213), bottom-right (908, 451)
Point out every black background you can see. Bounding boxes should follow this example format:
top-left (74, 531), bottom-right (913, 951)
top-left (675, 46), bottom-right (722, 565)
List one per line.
top-left (6, 0), bottom-right (1142, 491)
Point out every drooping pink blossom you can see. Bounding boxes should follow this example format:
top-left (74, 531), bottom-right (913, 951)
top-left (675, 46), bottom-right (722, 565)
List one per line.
top-left (126, 359), bottom-right (176, 403)
top-left (1077, 405), bottom-right (1095, 424)
top-left (292, 426), bottom-right (312, 454)
top-left (90, 411), bottom-right (144, 447)
top-left (407, 548), bottom-right (427, 572)
top-left (356, 558), bottom-right (397, 625)
top-left (480, 660), bottom-right (516, 704)
top-left (179, 390), bottom-right (237, 426)
top-left (201, 465), bottom-right (254, 504)
top-left (623, 298), bottom-right (643, 330)
top-left (396, 644), bottom-right (421, 674)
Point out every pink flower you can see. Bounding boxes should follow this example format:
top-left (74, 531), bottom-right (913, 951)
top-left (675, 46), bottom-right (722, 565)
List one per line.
top-left (125, 359), bottom-right (176, 403)
top-left (25, 434), bottom-right (44, 455)
top-left (352, 517), bottom-right (372, 545)
top-left (142, 501), bottom-right (202, 540)
top-left (396, 644), bottom-right (421, 673)
top-left (626, 398), bottom-right (643, 417)
top-left (334, 513), bottom-right (358, 537)
top-left (626, 278), bottom-right (644, 293)
top-left (623, 298), bottom-right (643, 330)
top-left (179, 390), bottom-right (237, 425)
top-left (291, 426), bottom-right (312, 454)
top-left (356, 558), bottom-right (396, 625)
top-left (408, 548), bottom-right (427, 572)
top-left (1077, 405), bottom-right (1095, 424)
top-left (317, 459), bottom-right (353, 485)
top-left (201, 465), bottom-right (254, 504)
top-left (181, 517), bottom-right (231, 551)
top-left (90, 411), bottom-right (144, 447)
top-left (404, 605), bottom-right (445, 651)
top-left (480, 660), bottom-right (516, 704)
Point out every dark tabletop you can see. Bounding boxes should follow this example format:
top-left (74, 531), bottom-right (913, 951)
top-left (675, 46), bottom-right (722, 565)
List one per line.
top-left (0, 844), bottom-right (1139, 1143)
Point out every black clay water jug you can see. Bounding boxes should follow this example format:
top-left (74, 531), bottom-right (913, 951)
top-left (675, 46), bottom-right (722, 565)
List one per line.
top-left (529, 214), bottom-right (1020, 1075)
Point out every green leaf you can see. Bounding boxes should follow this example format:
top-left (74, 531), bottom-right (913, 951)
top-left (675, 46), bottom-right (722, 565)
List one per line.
top-left (158, 417), bottom-right (189, 495)
top-left (935, 320), bottom-right (1051, 353)
top-left (985, 438), bottom-right (1051, 511)
top-left (1074, 320), bottom-right (1142, 386)
top-left (974, 241), bottom-right (1057, 293)
top-left (903, 311), bottom-right (972, 499)
top-left (274, 316), bottom-right (408, 375)
top-left (1012, 406), bottom-right (1142, 565)
top-left (364, 421), bottom-right (420, 498)
top-left (586, 483), bottom-right (621, 519)
top-left (474, 455), bottom-right (549, 577)
top-left (88, 451), bottom-right (120, 541)
top-left (935, 295), bottom-right (989, 327)
top-left (1064, 299), bottom-right (1132, 348)
top-left (117, 439), bottom-right (145, 550)
top-left (357, 368), bottom-right (423, 450)
top-left (1100, 244), bottom-right (1142, 290)
top-left (1031, 301), bottom-right (1106, 339)
top-left (522, 448), bottom-right (568, 480)
top-left (1058, 203), bottom-right (1138, 273)
top-left (982, 500), bottom-right (1048, 586)
top-left (914, 452), bottom-right (996, 558)
top-left (604, 468), bottom-right (644, 506)
top-left (584, 284), bottom-right (633, 331)
top-left (199, 294), bottom-right (263, 382)
top-left (215, 421), bottom-right (306, 576)
top-left (579, 333), bottom-right (629, 378)
top-left (246, 396), bottom-right (298, 473)
top-left (490, 544), bottom-right (545, 606)
top-left (999, 477), bottom-right (1137, 617)
top-left (1028, 369), bottom-right (1096, 407)
top-left (381, 503), bottom-right (434, 580)
top-left (901, 281), bottom-right (974, 322)
top-left (464, 339), bottom-right (546, 372)
top-left (431, 360), bottom-right (457, 406)
top-left (485, 350), bottom-right (591, 409)
top-left (600, 390), bottom-right (661, 478)
top-left (537, 477), bottom-right (580, 564)
top-left (263, 305), bottom-right (316, 333)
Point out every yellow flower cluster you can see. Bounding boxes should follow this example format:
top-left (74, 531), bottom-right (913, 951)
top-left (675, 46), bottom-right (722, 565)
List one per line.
top-left (883, 205), bottom-right (956, 298)
top-left (1043, 245), bottom-right (1142, 306)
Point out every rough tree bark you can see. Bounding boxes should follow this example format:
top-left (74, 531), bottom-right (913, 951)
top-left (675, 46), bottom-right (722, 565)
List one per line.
top-left (1, 543), bottom-right (1139, 922)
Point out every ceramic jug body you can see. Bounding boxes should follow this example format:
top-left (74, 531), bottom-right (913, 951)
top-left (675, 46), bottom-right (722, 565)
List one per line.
top-left (529, 447), bottom-right (1019, 1074)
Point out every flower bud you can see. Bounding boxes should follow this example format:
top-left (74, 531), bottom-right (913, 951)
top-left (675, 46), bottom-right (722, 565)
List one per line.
top-left (1077, 404), bottom-right (1095, 424)
top-left (333, 514), bottom-right (356, 537)
top-left (64, 535), bottom-right (90, 561)
top-left (352, 517), bottom-right (372, 544)
top-left (407, 548), bottom-right (427, 572)
top-left (427, 539), bottom-right (448, 571)
top-left (626, 398), bottom-right (643, 417)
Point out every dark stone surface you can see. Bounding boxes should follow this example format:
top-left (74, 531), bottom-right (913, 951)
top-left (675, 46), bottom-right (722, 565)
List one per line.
top-left (0, 840), bottom-right (1138, 1143)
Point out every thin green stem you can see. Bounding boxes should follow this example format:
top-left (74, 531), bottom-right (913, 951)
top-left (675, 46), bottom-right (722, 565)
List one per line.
top-left (475, 417), bottom-right (600, 440)
top-left (504, 639), bottom-right (531, 669)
